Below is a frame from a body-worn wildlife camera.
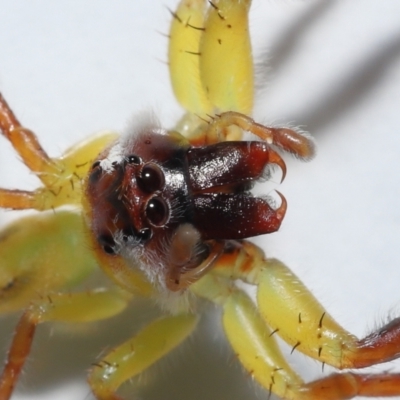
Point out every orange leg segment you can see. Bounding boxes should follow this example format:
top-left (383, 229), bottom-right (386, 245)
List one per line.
top-left (0, 311), bottom-right (36, 400)
top-left (302, 372), bottom-right (400, 399)
top-left (0, 189), bottom-right (37, 210)
top-left (347, 317), bottom-right (400, 368)
top-left (0, 93), bottom-right (60, 179)
top-left (206, 111), bottom-right (315, 160)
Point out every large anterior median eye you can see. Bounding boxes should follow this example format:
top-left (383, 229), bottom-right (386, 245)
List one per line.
top-left (138, 163), bottom-right (165, 193)
top-left (146, 197), bottom-right (169, 226)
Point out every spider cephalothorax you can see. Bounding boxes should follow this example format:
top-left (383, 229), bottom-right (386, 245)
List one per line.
top-left (85, 116), bottom-right (287, 292)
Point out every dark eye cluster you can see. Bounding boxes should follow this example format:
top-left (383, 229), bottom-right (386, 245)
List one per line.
top-left (89, 155), bottom-right (171, 256)
top-left (137, 162), bottom-right (169, 228)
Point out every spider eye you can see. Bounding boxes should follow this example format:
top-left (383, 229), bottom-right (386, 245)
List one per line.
top-left (138, 163), bottom-right (165, 193)
top-left (91, 160), bottom-right (101, 169)
top-left (98, 234), bottom-right (116, 255)
top-left (146, 197), bottom-right (169, 226)
top-left (138, 228), bottom-right (152, 242)
top-left (103, 245), bottom-right (115, 255)
top-left (89, 161), bottom-right (102, 183)
top-left (126, 155), bottom-right (141, 165)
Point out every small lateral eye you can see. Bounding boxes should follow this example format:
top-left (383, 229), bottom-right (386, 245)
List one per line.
top-left (138, 228), bottom-right (152, 242)
top-left (89, 161), bottom-right (102, 183)
top-left (126, 154), bottom-right (141, 165)
top-left (103, 245), bottom-right (115, 255)
top-left (91, 160), bottom-right (101, 169)
top-left (146, 197), bottom-right (169, 226)
top-left (98, 234), bottom-right (117, 255)
top-left (138, 163), bottom-right (165, 193)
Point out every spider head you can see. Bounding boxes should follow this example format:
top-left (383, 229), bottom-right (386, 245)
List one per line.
top-left (84, 116), bottom-right (286, 293)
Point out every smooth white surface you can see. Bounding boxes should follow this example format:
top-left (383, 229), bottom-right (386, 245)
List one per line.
top-left (0, 1), bottom-right (400, 400)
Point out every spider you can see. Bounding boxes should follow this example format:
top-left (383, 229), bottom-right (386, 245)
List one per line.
top-left (0, 0), bottom-right (400, 400)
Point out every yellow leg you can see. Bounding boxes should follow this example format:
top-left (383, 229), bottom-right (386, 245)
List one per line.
top-left (88, 314), bottom-right (198, 400)
top-left (168, 0), bottom-right (213, 116)
top-left (0, 211), bottom-right (100, 313)
top-left (222, 290), bottom-right (393, 400)
top-left (0, 288), bottom-right (131, 400)
top-left (222, 290), bottom-right (304, 398)
top-left (169, 0), bottom-right (253, 117)
top-left (169, 0), bottom-right (254, 142)
top-left (256, 258), bottom-right (400, 372)
top-left (192, 272), bottom-right (305, 399)
top-left (200, 0), bottom-right (253, 115)
top-left (197, 241), bottom-right (400, 399)
top-left (257, 258), bottom-right (355, 366)
top-left (208, 241), bottom-right (355, 368)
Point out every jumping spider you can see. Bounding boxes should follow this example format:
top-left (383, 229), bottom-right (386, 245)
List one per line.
top-left (1, 1), bottom-right (400, 399)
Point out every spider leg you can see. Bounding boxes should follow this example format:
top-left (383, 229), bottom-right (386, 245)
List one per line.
top-left (169, 0), bottom-right (213, 117)
top-left (0, 288), bottom-right (131, 400)
top-left (0, 93), bottom-right (59, 179)
top-left (0, 189), bottom-right (37, 209)
top-left (0, 210), bottom-right (132, 398)
top-left (169, 0), bottom-right (254, 142)
top-left (169, 0), bottom-right (252, 117)
top-left (88, 314), bottom-right (198, 400)
top-left (195, 241), bottom-right (400, 399)
top-left (254, 256), bottom-right (400, 371)
top-left (0, 92), bottom-right (117, 210)
top-left (192, 274), bottom-right (305, 398)
top-left (198, 0), bottom-right (253, 116)
top-left (302, 372), bottom-right (400, 398)
top-left (205, 111), bottom-right (315, 158)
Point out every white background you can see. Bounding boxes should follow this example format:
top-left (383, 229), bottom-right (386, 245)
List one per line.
top-left (1, 1), bottom-right (400, 400)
